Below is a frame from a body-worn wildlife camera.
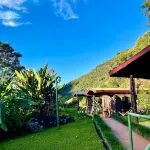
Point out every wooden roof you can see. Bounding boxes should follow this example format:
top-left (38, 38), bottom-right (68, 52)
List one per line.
top-left (109, 45), bottom-right (150, 79)
top-left (86, 88), bottom-right (130, 95)
top-left (74, 92), bottom-right (87, 97)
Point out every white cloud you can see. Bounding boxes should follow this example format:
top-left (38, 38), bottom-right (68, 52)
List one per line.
top-left (2, 20), bottom-right (22, 27)
top-left (0, 11), bottom-right (20, 20)
top-left (0, 10), bottom-right (23, 27)
top-left (0, 0), bottom-right (36, 27)
top-left (0, 0), bottom-right (89, 27)
top-left (52, 0), bottom-right (89, 20)
top-left (52, 0), bottom-right (78, 20)
top-left (0, 0), bottom-right (27, 11)
top-left (2, 20), bottom-right (31, 27)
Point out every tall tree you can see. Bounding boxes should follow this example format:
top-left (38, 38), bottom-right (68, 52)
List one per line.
top-left (141, 0), bottom-right (150, 25)
top-left (0, 41), bottom-right (24, 75)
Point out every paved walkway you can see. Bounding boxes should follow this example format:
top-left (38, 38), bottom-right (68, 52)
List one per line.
top-left (103, 118), bottom-right (150, 150)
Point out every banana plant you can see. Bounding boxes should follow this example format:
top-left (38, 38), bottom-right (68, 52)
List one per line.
top-left (15, 64), bottom-right (63, 116)
top-left (0, 68), bottom-right (14, 131)
top-left (0, 68), bottom-right (38, 131)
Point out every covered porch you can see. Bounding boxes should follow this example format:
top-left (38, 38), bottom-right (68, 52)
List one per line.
top-left (85, 88), bottom-right (131, 116)
top-left (109, 45), bottom-right (150, 122)
top-left (74, 92), bottom-right (89, 111)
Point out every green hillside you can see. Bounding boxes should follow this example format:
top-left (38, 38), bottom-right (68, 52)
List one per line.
top-left (61, 32), bottom-right (150, 100)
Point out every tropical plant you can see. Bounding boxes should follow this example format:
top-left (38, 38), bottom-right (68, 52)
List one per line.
top-left (15, 64), bottom-right (64, 116)
top-left (0, 68), bottom-right (15, 131)
top-left (0, 68), bottom-right (38, 131)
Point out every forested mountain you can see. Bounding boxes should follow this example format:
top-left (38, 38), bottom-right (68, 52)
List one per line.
top-left (61, 32), bottom-right (150, 100)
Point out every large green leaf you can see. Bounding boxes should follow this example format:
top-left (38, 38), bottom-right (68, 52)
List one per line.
top-left (34, 70), bottom-right (42, 91)
top-left (0, 103), bottom-right (7, 132)
top-left (42, 63), bottom-right (48, 76)
top-left (5, 77), bottom-right (15, 91)
top-left (0, 103), bottom-right (5, 124)
top-left (1, 90), bottom-right (12, 99)
top-left (0, 123), bottom-right (8, 132)
top-left (15, 71), bottom-right (27, 83)
top-left (51, 74), bottom-right (57, 81)
top-left (15, 70), bottom-right (24, 81)
top-left (17, 83), bottom-right (29, 94)
top-left (46, 81), bottom-right (52, 88)
top-left (16, 98), bottom-right (39, 106)
top-left (20, 72), bottom-right (27, 83)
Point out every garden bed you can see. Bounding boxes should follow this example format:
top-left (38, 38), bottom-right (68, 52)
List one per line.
top-left (0, 116), bottom-right (74, 142)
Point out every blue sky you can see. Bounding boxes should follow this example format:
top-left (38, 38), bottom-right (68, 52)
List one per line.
top-left (0, 0), bottom-right (149, 83)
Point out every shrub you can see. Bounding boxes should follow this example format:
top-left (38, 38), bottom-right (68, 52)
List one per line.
top-left (0, 69), bottom-right (37, 132)
top-left (27, 118), bottom-right (44, 132)
top-left (27, 116), bottom-right (74, 132)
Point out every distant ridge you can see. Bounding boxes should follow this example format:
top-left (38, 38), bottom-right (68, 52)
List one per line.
top-left (61, 32), bottom-right (150, 100)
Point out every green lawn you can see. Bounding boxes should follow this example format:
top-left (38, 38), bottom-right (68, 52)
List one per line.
top-left (0, 118), bottom-right (105, 150)
top-left (113, 115), bottom-right (150, 128)
top-left (139, 118), bottom-right (150, 127)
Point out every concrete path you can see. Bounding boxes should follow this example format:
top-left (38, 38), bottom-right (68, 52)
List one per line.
top-left (103, 118), bottom-right (150, 150)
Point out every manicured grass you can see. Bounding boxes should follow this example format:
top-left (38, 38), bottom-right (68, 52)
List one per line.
top-left (112, 114), bottom-right (150, 140)
top-left (93, 115), bottom-right (126, 150)
top-left (140, 120), bottom-right (150, 127)
top-left (0, 118), bottom-right (105, 150)
top-left (139, 118), bottom-right (150, 127)
top-left (66, 107), bottom-right (78, 116)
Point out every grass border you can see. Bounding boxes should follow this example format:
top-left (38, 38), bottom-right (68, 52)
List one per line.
top-left (93, 122), bottom-right (110, 150)
top-left (93, 115), bottom-right (126, 150)
top-left (112, 114), bottom-right (150, 140)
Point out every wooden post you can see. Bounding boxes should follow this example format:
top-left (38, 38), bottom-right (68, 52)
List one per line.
top-left (88, 96), bottom-right (92, 113)
top-left (92, 95), bottom-right (95, 114)
top-left (77, 97), bottom-right (80, 111)
top-left (86, 96), bottom-right (89, 113)
top-left (130, 75), bottom-right (139, 123)
top-left (95, 97), bottom-right (97, 114)
top-left (86, 97), bottom-right (88, 113)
